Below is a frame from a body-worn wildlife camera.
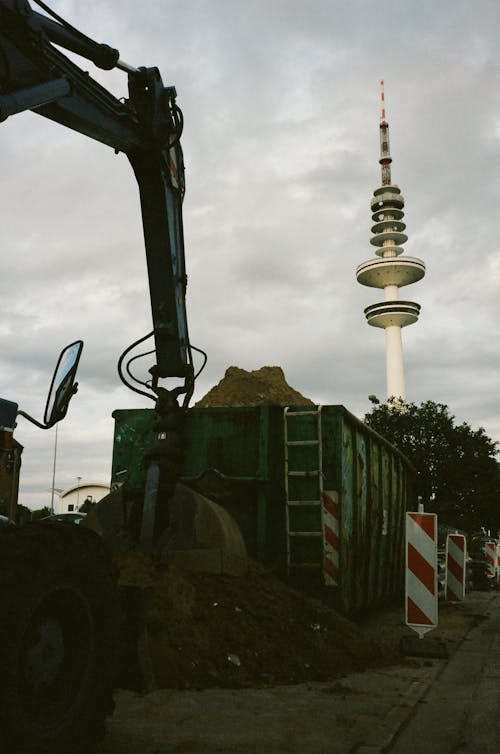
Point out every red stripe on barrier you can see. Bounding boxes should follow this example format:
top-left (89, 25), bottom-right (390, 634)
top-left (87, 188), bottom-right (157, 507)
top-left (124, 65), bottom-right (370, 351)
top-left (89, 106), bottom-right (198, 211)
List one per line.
top-left (322, 491), bottom-right (338, 518)
top-left (324, 524), bottom-right (339, 550)
top-left (407, 596), bottom-right (434, 626)
top-left (408, 543), bottom-right (435, 595)
top-left (324, 557), bottom-right (340, 584)
top-left (450, 535), bottom-right (465, 553)
top-left (447, 554), bottom-right (463, 582)
top-left (485, 543), bottom-right (495, 561)
top-left (410, 513), bottom-right (435, 540)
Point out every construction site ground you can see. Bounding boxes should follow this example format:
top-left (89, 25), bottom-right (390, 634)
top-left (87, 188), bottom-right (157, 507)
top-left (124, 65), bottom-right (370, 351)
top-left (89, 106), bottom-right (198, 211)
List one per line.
top-left (96, 368), bottom-right (498, 752)
top-left (96, 555), bottom-right (499, 754)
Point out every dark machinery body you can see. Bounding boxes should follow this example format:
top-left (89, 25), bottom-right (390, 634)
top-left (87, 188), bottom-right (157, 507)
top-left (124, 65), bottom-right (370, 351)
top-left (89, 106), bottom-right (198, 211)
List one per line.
top-left (0, 8), bottom-right (247, 748)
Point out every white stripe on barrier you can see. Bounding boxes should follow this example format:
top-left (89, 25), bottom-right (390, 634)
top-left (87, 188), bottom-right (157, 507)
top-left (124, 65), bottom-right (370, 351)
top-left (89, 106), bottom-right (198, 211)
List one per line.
top-left (407, 515), bottom-right (436, 565)
top-left (445, 533), bottom-right (466, 602)
top-left (407, 569), bottom-right (436, 617)
top-left (322, 490), bottom-right (340, 587)
top-left (447, 537), bottom-right (464, 564)
top-left (447, 570), bottom-right (462, 599)
top-left (484, 541), bottom-right (496, 579)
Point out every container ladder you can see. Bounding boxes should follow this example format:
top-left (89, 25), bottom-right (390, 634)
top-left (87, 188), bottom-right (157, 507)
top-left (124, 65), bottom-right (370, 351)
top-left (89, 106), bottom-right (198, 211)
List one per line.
top-left (284, 405), bottom-right (323, 575)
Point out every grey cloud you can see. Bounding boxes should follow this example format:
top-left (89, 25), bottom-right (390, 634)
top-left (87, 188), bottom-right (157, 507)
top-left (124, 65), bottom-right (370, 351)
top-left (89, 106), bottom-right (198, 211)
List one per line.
top-left (3, 0), bottom-right (500, 509)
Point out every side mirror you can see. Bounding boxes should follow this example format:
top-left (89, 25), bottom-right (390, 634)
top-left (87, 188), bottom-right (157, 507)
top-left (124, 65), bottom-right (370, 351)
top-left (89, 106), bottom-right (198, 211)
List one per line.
top-left (44, 341), bottom-right (84, 427)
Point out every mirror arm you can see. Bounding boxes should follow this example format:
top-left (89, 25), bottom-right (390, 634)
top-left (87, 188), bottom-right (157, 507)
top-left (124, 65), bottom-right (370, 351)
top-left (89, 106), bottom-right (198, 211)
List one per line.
top-left (16, 410), bottom-right (51, 430)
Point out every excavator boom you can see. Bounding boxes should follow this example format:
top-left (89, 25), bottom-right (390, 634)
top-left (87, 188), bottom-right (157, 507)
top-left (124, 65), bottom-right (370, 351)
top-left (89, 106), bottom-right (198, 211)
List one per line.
top-left (0, 0), bottom-right (191, 382)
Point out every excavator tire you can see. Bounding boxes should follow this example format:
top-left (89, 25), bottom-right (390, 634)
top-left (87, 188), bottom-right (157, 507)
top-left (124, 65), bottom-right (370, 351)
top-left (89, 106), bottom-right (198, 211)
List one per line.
top-left (0, 522), bottom-right (119, 754)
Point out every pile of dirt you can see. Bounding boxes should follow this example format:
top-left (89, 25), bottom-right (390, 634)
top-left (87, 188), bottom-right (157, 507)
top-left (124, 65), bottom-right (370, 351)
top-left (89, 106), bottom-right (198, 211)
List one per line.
top-left (116, 553), bottom-right (399, 690)
top-left (195, 366), bottom-right (315, 408)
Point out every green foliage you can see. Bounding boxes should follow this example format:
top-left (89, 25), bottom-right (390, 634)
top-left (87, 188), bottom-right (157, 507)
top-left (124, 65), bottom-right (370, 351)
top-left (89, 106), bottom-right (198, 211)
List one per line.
top-left (0, 502), bottom-right (50, 525)
top-left (365, 398), bottom-right (500, 533)
top-left (29, 506), bottom-right (51, 522)
top-left (15, 504), bottom-right (34, 526)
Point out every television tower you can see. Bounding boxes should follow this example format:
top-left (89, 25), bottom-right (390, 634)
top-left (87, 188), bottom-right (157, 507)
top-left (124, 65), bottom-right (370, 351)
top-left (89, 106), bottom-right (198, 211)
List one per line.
top-left (356, 81), bottom-right (425, 400)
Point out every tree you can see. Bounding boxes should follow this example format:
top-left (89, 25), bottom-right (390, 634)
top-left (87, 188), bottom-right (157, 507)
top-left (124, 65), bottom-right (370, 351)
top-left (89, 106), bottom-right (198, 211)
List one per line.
top-left (364, 398), bottom-right (500, 533)
top-left (14, 504), bottom-right (33, 526)
top-left (30, 506), bottom-right (52, 522)
top-left (0, 501), bottom-right (32, 525)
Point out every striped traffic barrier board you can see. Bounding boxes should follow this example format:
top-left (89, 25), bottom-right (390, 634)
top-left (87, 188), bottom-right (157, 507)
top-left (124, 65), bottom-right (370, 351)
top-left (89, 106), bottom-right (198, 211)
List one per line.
top-left (483, 541), bottom-right (496, 579)
top-left (405, 512), bottom-right (438, 637)
top-left (497, 544), bottom-right (500, 585)
top-left (445, 533), bottom-right (466, 602)
top-left (322, 490), bottom-right (340, 586)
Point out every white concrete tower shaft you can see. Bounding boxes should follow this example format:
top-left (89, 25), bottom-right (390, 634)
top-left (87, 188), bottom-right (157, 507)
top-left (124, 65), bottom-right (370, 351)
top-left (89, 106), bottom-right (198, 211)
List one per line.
top-left (356, 81), bottom-right (426, 401)
top-left (385, 325), bottom-right (405, 398)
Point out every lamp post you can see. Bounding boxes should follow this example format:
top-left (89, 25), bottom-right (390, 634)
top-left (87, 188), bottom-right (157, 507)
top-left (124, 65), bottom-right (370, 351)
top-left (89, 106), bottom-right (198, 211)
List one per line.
top-left (50, 423), bottom-right (58, 514)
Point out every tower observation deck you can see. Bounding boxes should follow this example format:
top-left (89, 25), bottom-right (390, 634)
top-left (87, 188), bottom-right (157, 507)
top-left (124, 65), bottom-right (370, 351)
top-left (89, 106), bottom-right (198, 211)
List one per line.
top-left (356, 82), bottom-right (425, 400)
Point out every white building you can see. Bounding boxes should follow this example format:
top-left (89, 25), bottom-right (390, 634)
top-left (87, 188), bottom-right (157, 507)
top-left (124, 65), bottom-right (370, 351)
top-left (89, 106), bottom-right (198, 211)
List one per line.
top-left (55, 482), bottom-right (110, 514)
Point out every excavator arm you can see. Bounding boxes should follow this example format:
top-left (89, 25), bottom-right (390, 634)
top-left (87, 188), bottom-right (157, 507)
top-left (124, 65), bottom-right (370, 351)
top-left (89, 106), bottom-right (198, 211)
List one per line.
top-left (0, 0), bottom-right (192, 384)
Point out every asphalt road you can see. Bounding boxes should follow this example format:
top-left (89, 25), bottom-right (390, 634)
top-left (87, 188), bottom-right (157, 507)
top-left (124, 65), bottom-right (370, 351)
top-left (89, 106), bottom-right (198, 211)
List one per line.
top-left (388, 592), bottom-right (500, 754)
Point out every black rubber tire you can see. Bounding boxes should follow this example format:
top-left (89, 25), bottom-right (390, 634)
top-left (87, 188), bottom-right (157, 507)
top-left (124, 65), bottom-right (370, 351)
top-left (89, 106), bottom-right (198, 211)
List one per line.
top-left (0, 522), bottom-right (119, 754)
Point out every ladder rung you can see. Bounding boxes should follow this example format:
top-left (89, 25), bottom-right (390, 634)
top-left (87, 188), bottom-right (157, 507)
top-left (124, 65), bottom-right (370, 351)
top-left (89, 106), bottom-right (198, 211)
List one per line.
top-left (287, 500), bottom-right (321, 507)
top-left (286, 440), bottom-right (319, 446)
top-left (289, 531), bottom-right (322, 537)
top-left (288, 562), bottom-right (321, 570)
top-left (287, 470), bottom-right (320, 477)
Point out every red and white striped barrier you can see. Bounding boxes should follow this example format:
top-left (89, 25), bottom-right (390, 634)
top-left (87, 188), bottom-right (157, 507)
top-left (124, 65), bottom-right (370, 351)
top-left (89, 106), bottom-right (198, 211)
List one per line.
top-left (497, 544), bottom-right (500, 586)
top-left (322, 490), bottom-right (340, 587)
top-left (483, 541), bottom-right (496, 579)
top-left (405, 512), bottom-right (438, 637)
top-left (445, 533), bottom-right (466, 602)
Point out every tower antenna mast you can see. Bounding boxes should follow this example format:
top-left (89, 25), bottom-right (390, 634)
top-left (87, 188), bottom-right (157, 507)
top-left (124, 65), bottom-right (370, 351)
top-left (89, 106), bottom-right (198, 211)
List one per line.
top-left (379, 79), bottom-right (392, 186)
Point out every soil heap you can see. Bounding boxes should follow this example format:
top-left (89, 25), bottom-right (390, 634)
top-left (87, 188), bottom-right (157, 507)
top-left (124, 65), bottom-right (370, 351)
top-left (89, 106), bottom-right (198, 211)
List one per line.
top-left (116, 553), bottom-right (400, 691)
top-left (195, 366), bottom-right (315, 408)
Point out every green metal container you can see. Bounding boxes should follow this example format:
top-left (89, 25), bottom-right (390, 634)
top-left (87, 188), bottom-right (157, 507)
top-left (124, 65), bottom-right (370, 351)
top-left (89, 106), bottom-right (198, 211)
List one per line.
top-left (111, 405), bottom-right (415, 614)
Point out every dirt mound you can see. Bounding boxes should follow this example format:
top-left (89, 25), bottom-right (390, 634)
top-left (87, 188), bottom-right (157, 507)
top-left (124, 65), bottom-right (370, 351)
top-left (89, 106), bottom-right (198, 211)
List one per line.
top-left (195, 366), bottom-right (315, 408)
top-left (116, 553), bottom-right (399, 690)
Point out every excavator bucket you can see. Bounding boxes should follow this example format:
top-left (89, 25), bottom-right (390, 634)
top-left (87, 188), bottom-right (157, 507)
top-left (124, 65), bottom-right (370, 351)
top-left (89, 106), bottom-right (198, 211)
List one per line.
top-left (83, 482), bottom-right (248, 691)
top-left (83, 482), bottom-right (248, 576)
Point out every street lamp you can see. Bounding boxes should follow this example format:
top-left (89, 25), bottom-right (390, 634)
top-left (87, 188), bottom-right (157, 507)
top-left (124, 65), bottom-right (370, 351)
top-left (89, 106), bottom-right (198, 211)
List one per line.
top-left (76, 476), bottom-right (82, 510)
top-left (50, 423), bottom-right (58, 514)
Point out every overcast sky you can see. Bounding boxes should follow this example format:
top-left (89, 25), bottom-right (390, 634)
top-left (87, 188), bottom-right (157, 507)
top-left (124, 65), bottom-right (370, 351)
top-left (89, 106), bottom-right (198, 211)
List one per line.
top-left (2, 0), bottom-right (500, 510)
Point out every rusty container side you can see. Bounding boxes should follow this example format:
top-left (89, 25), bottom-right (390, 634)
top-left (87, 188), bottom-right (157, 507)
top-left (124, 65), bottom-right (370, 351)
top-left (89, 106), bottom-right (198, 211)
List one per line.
top-left (110, 405), bottom-right (415, 614)
top-left (111, 408), bottom-right (155, 490)
top-left (367, 439), bottom-right (382, 604)
top-left (379, 445), bottom-right (392, 602)
top-left (331, 407), bottom-right (415, 614)
top-left (182, 406), bottom-right (285, 566)
top-left (111, 406), bottom-right (286, 566)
